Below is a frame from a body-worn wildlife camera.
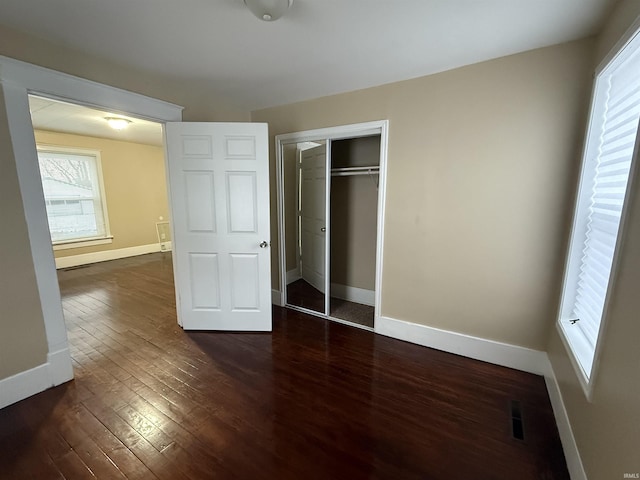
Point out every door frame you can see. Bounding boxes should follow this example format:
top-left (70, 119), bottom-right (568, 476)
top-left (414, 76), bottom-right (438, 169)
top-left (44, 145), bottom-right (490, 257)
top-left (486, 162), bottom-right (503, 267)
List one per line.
top-left (0, 55), bottom-right (183, 394)
top-left (275, 120), bottom-right (389, 329)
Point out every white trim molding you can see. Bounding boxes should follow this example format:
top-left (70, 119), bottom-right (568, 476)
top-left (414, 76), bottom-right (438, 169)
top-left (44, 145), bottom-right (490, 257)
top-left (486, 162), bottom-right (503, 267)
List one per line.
top-left (375, 316), bottom-right (552, 376)
top-left (55, 242), bottom-right (171, 269)
top-left (0, 55), bottom-right (183, 122)
top-left (272, 289), bottom-right (283, 307)
top-left (0, 54), bottom-right (183, 405)
top-left (0, 347), bottom-right (72, 409)
top-left (0, 364), bottom-right (51, 410)
top-left (47, 347), bottom-right (74, 386)
top-left (544, 373), bottom-right (587, 480)
top-left (286, 268), bottom-right (301, 285)
top-left (53, 236), bottom-right (114, 251)
top-left (330, 283), bottom-right (375, 306)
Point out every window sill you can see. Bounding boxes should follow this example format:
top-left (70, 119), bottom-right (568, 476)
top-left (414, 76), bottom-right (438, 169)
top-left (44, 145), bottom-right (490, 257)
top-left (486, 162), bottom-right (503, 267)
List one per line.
top-left (52, 236), bottom-right (114, 251)
top-left (556, 320), bottom-right (595, 401)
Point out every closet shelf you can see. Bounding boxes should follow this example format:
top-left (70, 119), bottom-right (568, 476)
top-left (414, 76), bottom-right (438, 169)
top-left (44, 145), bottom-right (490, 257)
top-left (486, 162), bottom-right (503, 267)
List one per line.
top-left (331, 166), bottom-right (379, 177)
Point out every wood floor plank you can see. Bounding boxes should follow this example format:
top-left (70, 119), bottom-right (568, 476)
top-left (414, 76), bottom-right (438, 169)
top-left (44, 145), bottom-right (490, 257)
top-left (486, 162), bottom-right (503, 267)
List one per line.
top-left (53, 450), bottom-right (96, 480)
top-left (115, 403), bottom-right (177, 453)
top-left (70, 403), bottom-right (159, 480)
top-left (0, 252), bottom-right (570, 479)
top-left (81, 395), bottom-right (191, 480)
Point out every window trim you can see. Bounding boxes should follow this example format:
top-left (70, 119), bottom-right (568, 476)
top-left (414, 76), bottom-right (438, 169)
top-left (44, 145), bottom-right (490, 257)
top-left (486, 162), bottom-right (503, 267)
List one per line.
top-left (557, 19), bottom-right (640, 400)
top-left (36, 144), bottom-right (113, 249)
top-left (52, 236), bottom-right (114, 251)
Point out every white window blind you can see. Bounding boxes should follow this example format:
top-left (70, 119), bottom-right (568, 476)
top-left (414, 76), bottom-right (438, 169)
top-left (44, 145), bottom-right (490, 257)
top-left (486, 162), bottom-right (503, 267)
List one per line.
top-left (37, 148), bottom-right (110, 243)
top-left (559, 31), bottom-right (640, 385)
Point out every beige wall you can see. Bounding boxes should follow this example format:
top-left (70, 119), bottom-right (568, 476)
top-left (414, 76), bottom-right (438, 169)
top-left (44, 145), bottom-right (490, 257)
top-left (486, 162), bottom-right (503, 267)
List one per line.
top-left (0, 90), bottom-right (49, 379)
top-left (547, 2), bottom-right (640, 478)
top-left (254, 38), bottom-right (594, 350)
top-left (330, 137), bottom-right (379, 291)
top-left (34, 130), bottom-right (169, 258)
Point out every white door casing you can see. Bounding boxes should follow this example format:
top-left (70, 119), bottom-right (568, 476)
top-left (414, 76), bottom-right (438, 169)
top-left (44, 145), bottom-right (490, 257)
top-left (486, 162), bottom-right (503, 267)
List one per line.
top-left (165, 122), bottom-right (272, 331)
top-left (300, 144), bottom-right (327, 294)
top-left (0, 55), bottom-right (184, 407)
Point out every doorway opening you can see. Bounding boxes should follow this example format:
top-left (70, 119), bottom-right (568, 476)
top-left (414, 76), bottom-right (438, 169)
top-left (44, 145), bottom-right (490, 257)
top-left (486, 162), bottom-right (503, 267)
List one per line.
top-left (27, 93), bottom-right (175, 343)
top-left (0, 55), bottom-right (184, 403)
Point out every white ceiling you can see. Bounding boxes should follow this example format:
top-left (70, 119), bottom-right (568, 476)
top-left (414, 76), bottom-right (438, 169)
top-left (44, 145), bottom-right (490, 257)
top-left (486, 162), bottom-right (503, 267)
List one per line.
top-left (1, 0), bottom-right (616, 112)
top-left (29, 96), bottom-right (163, 146)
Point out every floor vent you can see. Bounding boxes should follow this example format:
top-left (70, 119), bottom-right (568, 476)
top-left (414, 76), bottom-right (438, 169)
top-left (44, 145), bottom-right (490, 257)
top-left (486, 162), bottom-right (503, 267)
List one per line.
top-left (510, 400), bottom-right (525, 441)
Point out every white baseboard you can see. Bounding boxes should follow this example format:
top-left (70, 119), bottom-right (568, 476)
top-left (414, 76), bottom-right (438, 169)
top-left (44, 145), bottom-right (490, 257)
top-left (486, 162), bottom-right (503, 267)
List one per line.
top-left (0, 363), bottom-right (49, 409)
top-left (545, 373), bottom-right (587, 480)
top-left (0, 347), bottom-right (73, 409)
top-left (331, 283), bottom-right (375, 306)
top-left (272, 289), bottom-right (283, 307)
top-left (375, 315), bottom-right (552, 376)
top-left (55, 242), bottom-right (171, 269)
top-left (48, 347), bottom-right (74, 386)
top-left (286, 268), bottom-right (301, 285)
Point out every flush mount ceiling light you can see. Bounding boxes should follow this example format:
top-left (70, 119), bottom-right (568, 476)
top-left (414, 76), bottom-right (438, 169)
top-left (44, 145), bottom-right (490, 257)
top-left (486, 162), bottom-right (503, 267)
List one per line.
top-left (244, 0), bottom-right (293, 22)
top-left (105, 117), bottom-right (131, 130)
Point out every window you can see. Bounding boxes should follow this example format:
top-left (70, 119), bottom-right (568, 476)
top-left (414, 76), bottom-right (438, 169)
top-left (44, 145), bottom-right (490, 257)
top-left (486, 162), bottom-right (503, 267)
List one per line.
top-left (558, 28), bottom-right (640, 394)
top-left (37, 146), bottom-right (111, 246)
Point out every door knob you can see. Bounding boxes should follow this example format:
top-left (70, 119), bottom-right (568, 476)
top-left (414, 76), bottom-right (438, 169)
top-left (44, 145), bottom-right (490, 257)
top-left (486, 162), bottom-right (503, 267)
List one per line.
top-left (320, 227), bottom-right (326, 232)
top-left (259, 241), bottom-right (269, 248)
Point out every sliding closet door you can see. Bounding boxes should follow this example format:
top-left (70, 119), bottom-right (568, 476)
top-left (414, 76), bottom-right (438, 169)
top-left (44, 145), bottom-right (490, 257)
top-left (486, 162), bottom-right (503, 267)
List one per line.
top-left (278, 122), bottom-right (388, 329)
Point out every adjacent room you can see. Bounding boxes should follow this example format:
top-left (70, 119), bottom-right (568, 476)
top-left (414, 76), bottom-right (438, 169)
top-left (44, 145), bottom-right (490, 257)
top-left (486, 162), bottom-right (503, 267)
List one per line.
top-left (0, 1), bottom-right (639, 479)
top-left (28, 95), bottom-right (171, 270)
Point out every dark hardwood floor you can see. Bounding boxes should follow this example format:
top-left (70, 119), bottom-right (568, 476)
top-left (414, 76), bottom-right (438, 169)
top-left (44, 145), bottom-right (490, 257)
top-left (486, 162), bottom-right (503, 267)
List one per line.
top-left (287, 278), bottom-right (325, 312)
top-left (287, 279), bottom-right (375, 328)
top-left (0, 253), bottom-right (569, 479)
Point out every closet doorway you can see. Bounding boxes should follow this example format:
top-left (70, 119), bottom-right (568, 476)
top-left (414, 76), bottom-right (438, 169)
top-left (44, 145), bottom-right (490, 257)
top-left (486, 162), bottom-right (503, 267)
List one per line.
top-left (275, 121), bottom-right (388, 330)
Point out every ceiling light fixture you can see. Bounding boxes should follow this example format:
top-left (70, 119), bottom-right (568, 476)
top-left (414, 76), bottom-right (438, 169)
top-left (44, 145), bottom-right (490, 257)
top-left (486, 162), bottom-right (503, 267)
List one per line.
top-left (105, 117), bottom-right (131, 130)
top-left (244, 0), bottom-right (293, 22)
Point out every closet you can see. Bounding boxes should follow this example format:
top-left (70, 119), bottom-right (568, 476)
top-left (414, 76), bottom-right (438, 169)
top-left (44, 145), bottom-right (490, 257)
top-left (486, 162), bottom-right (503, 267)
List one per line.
top-left (276, 124), bottom-right (386, 330)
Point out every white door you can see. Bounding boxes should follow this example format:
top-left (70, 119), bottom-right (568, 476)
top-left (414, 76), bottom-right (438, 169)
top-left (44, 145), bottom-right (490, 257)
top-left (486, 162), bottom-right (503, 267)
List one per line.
top-left (300, 144), bottom-right (326, 294)
top-left (165, 122), bottom-right (271, 331)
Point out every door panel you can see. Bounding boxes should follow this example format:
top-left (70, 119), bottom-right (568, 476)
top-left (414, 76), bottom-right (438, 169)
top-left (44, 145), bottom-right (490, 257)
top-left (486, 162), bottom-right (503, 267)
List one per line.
top-left (166, 122), bottom-right (271, 331)
top-left (185, 172), bottom-right (216, 231)
top-left (226, 172), bottom-right (258, 232)
top-left (189, 253), bottom-right (221, 309)
top-left (300, 144), bottom-right (327, 295)
top-left (230, 253), bottom-right (260, 310)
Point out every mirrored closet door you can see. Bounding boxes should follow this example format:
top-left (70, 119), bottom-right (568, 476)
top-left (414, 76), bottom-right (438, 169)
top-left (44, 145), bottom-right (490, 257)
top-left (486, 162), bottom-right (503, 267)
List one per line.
top-left (283, 141), bottom-right (327, 315)
top-left (277, 122), bottom-right (387, 330)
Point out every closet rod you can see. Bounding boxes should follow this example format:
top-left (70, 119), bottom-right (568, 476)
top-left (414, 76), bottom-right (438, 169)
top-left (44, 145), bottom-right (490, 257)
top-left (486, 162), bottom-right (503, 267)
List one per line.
top-left (331, 170), bottom-right (379, 177)
top-left (331, 166), bottom-right (379, 173)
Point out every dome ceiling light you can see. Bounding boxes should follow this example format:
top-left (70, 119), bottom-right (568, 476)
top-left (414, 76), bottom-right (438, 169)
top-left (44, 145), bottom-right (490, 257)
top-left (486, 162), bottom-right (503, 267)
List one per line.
top-left (105, 117), bottom-right (132, 130)
top-left (244, 0), bottom-right (293, 22)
